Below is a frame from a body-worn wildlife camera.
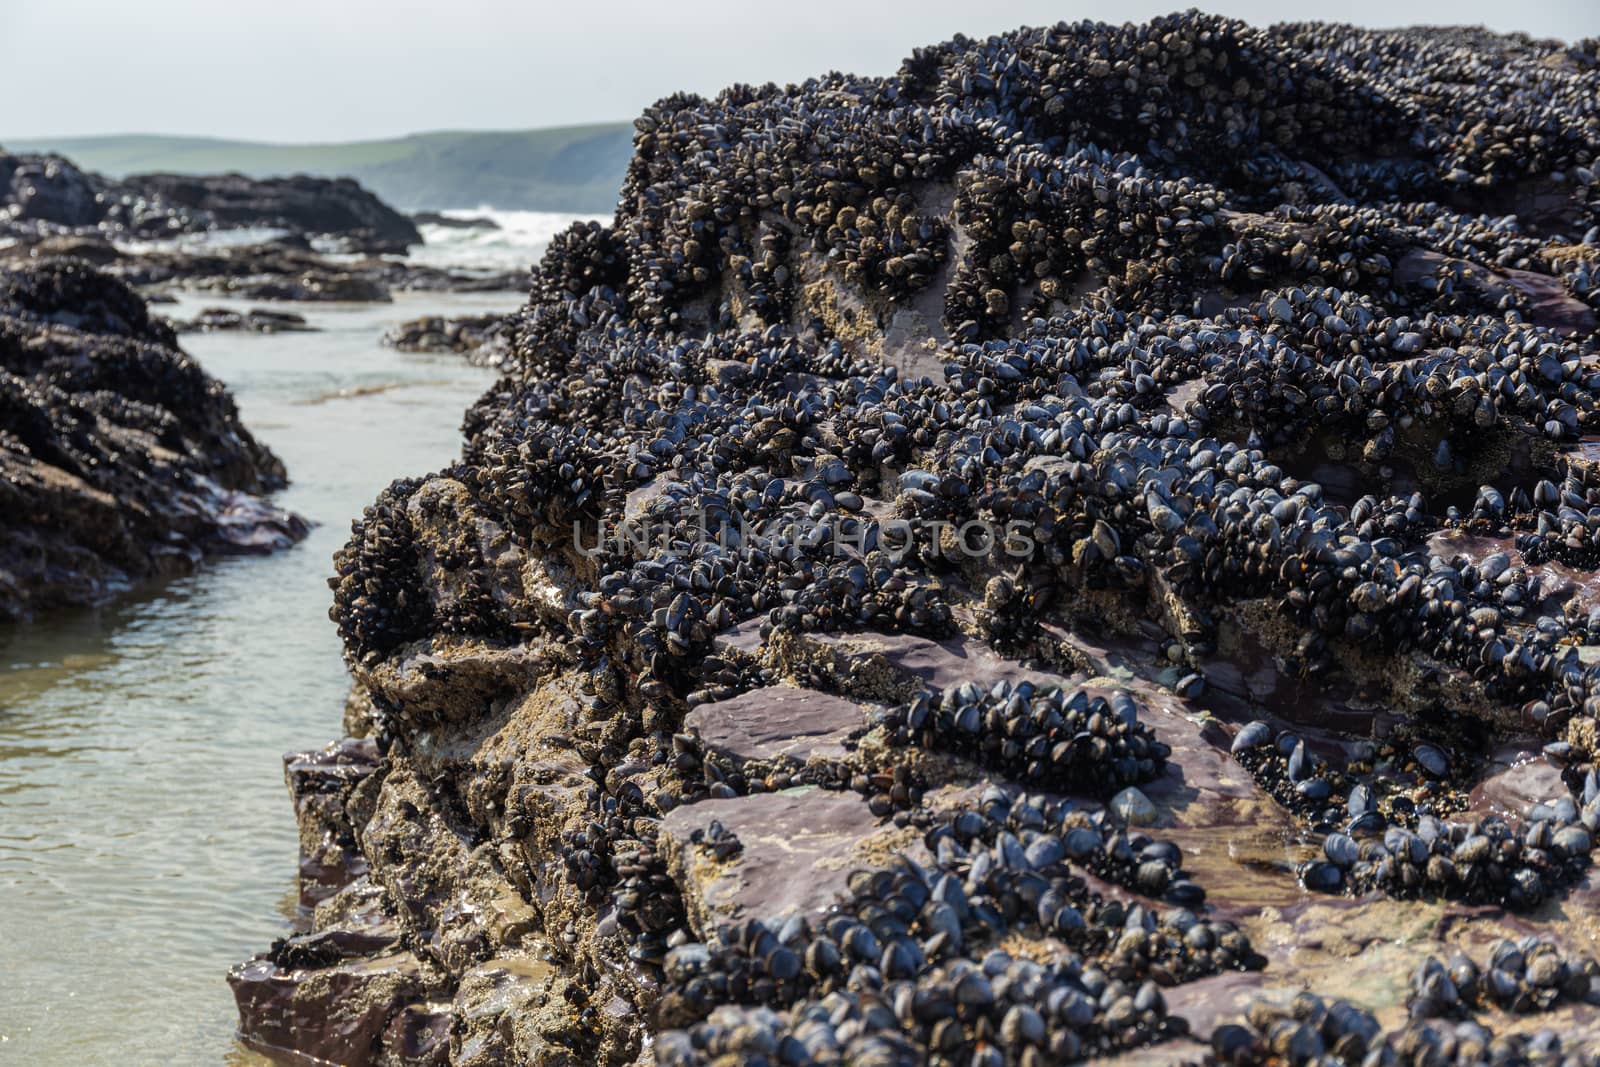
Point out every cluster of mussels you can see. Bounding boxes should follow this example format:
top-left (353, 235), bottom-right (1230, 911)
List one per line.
top-left (1300, 803), bottom-right (1594, 907)
top-left (1408, 937), bottom-right (1600, 1018)
top-left (315, 10), bottom-right (1600, 1066)
top-left (1229, 718), bottom-right (1599, 906)
top-left (656, 785), bottom-right (1252, 1066)
top-left (1228, 719), bottom-right (1470, 830)
top-left (883, 682), bottom-right (1170, 798)
top-left (1207, 989), bottom-right (1600, 1067)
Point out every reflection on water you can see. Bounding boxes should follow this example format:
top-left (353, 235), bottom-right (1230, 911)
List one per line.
top-left (0, 291), bottom-right (515, 1064)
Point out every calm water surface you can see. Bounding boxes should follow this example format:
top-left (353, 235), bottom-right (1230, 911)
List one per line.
top-left (0, 291), bottom-right (517, 1064)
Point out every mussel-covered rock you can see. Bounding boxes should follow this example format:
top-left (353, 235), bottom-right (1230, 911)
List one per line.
top-left (0, 259), bottom-right (306, 619)
top-left (239, 11), bottom-right (1600, 1067)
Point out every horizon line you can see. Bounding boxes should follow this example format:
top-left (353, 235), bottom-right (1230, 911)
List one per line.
top-left (0, 121), bottom-right (637, 149)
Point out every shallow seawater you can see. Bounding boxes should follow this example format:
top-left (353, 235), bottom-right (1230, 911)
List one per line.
top-left (0, 290), bottom-right (519, 1064)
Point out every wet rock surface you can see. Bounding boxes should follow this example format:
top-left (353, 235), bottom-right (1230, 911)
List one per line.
top-left (660, 787), bottom-right (919, 931)
top-left (242, 14), bottom-right (1600, 1066)
top-left (0, 259), bottom-right (307, 620)
top-left (683, 685), bottom-right (867, 765)
top-left (229, 949), bottom-right (439, 1066)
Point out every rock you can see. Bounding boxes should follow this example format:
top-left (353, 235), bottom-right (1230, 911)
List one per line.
top-left (0, 150), bottom-right (528, 303)
top-left (382, 1002), bottom-right (453, 1066)
top-left (683, 686), bottom-right (867, 765)
top-left (23, 238), bottom-right (526, 301)
top-left (1394, 248), bottom-right (1597, 336)
top-left (2, 234), bottom-right (123, 266)
top-left (114, 171), bottom-right (420, 251)
top-left (359, 764), bottom-right (508, 973)
top-left (413, 211), bottom-right (501, 231)
top-left (235, 271), bottom-right (392, 303)
top-left (173, 306), bottom-right (317, 333)
top-left (660, 788), bottom-right (922, 930)
top-left (0, 148), bottom-right (419, 250)
top-left (284, 738), bottom-right (381, 911)
top-left (0, 259), bottom-right (308, 620)
top-left (2, 153), bottom-right (102, 227)
top-left (765, 627), bottom-right (1076, 700)
top-left (448, 958), bottom-right (572, 1066)
top-left (383, 313), bottom-right (510, 365)
top-left (237, 13), bottom-right (1600, 1066)
top-left (229, 949), bottom-right (435, 1066)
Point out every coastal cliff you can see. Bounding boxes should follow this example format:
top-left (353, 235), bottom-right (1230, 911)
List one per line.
top-left (234, 14), bottom-right (1600, 1067)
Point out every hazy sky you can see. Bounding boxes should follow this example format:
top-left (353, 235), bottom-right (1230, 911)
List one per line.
top-left (3, 0), bottom-right (1597, 143)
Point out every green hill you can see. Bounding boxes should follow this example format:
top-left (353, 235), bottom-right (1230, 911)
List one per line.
top-left (3, 124), bottom-right (636, 213)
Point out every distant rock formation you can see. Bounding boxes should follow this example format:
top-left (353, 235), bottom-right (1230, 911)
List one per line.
top-left (382, 313), bottom-right (509, 365)
top-left (413, 211), bottom-right (501, 231)
top-left (0, 148), bottom-right (420, 251)
top-left (171, 306), bottom-right (317, 334)
top-left (0, 233), bottom-right (526, 302)
top-left (0, 150), bottom-right (535, 300)
top-left (129, 171), bottom-right (421, 251)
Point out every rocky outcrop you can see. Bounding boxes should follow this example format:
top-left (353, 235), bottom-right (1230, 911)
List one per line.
top-left (0, 235), bottom-right (525, 302)
top-left (413, 213), bottom-right (501, 231)
top-left (239, 14), bottom-right (1600, 1067)
top-left (0, 149), bottom-right (419, 251)
top-left (382, 314), bottom-right (510, 366)
top-left (172, 306), bottom-right (317, 334)
top-left (0, 152), bottom-right (534, 300)
top-left (126, 171), bottom-right (420, 251)
top-left (0, 259), bottom-right (307, 620)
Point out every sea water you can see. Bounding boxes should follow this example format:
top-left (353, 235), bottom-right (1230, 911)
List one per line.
top-left (408, 208), bottom-right (603, 272)
top-left (0, 285), bottom-right (528, 1063)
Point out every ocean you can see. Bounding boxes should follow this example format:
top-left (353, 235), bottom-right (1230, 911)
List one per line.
top-left (407, 208), bottom-right (606, 272)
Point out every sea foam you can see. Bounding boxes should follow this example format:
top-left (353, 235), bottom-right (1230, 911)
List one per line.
top-left (409, 208), bottom-right (605, 273)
